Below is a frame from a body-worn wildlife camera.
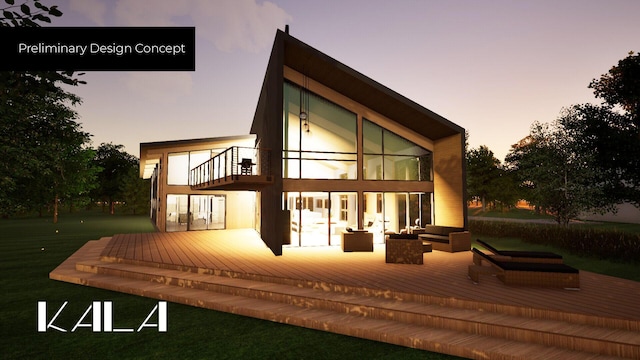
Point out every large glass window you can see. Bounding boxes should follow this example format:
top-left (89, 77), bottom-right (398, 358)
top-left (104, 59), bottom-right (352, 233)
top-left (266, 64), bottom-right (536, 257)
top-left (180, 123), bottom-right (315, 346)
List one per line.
top-left (190, 195), bottom-right (226, 230)
top-left (287, 191), bottom-right (357, 247)
top-left (166, 194), bottom-right (226, 232)
top-left (170, 150), bottom-right (219, 186)
top-left (363, 119), bottom-right (432, 181)
top-left (166, 194), bottom-right (188, 232)
top-left (167, 153), bottom-right (189, 185)
top-left (363, 192), bottom-right (432, 243)
top-left (189, 150), bottom-right (211, 174)
top-left (283, 82), bottom-right (357, 179)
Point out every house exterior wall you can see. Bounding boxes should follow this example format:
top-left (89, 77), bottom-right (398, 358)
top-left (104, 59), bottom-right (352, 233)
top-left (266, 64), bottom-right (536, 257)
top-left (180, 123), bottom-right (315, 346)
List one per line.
top-left (250, 32), bottom-right (285, 255)
top-left (433, 133), bottom-right (466, 228)
top-left (140, 136), bottom-right (256, 232)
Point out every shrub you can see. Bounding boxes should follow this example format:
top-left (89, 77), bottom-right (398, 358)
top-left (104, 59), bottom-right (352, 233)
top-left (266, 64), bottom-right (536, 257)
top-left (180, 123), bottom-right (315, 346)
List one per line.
top-left (469, 220), bottom-right (640, 263)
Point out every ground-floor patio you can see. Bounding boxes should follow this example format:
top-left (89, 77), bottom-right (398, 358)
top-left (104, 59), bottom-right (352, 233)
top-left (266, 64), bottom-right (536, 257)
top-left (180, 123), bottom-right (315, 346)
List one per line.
top-left (51, 229), bottom-right (640, 359)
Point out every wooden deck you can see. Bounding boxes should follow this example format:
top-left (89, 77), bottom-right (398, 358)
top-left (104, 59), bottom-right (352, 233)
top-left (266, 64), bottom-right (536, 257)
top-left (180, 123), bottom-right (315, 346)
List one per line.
top-left (50, 229), bottom-right (640, 359)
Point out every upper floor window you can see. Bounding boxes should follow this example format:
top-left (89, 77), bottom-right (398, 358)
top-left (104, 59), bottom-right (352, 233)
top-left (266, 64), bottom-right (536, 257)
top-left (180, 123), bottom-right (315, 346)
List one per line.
top-left (363, 119), bottom-right (432, 181)
top-left (167, 152), bottom-right (189, 185)
top-left (283, 81), bottom-right (357, 179)
top-left (167, 150), bottom-right (215, 185)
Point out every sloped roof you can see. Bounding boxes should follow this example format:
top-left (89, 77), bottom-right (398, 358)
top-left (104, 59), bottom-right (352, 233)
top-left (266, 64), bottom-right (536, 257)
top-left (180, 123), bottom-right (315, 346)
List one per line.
top-left (279, 30), bottom-right (464, 140)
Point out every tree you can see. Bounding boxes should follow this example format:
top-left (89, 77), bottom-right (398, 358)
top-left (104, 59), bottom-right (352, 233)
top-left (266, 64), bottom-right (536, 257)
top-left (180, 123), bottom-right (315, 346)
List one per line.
top-left (506, 113), bottom-right (610, 226)
top-left (0, 82), bottom-right (98, 220)
top-left (589, 51), bottom-right (640, 127)
top-left (585, 51), bottom-right (640, 206)
top-left (92, 143), bottom-right (139, 214)
top-left (504, 52), bottom-right (640, 224)
top-left (491, 167), bottom-right (520, 212)
top-left (466, 145), bottom-right (501, 212)
top-left (45, 116), bottom-right (99, 222)
top-left (120, 164), bottom-right (150, 215)
top-left (1, 0), bottom-right (63, 28)
top-left (1, 1), bottom-right (84, 86)
top-left (560, 103), bottom-right (640, 207)
top-left (1, 1), bottom-right (90, 220)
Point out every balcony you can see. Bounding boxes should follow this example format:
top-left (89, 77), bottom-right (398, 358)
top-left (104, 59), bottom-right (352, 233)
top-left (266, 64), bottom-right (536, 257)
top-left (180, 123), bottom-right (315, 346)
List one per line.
top-left (190, 147), bottom-right (273, 190)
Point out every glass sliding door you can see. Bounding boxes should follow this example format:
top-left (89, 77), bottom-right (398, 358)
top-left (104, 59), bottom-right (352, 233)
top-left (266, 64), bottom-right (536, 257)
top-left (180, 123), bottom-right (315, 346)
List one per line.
top-left (189, 195), bottom-right (226, 231)
top-left (364, 192), bottom-right (432, 243)
top-left (288, 192), bottom-right (326, 247)
top-left (190, 195), bottom-right (209, 231)
top-left (287, 191), bottom-right (357, 247)
top-left (410, 193), bottom-right (431, 228)
top-left (166, 194), bottom-right (188, 232)
top-left (209, 195), bottom-right (226, 229)
top-left (329, 192), bottom-right (357, 246)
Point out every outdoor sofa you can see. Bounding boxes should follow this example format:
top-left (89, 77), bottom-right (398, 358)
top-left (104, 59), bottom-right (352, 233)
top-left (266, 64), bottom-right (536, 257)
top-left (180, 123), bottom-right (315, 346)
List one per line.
top-left (476, 239), bottom-right (564, 264)
top-left (417, 225), bottom-right (471, 253)
top-left (469, 248), bottom-right (580, 289)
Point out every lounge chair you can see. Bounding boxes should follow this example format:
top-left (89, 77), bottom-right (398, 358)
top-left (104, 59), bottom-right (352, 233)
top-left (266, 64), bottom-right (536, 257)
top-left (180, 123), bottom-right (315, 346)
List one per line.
top-left (476, 239), bottom-right (563, 264)
top-left (469, 248), bottom-right (579, 289)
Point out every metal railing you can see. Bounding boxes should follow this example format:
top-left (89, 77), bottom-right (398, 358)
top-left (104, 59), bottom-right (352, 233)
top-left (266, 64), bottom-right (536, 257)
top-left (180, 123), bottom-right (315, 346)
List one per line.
top-left (189, 146), bottom-right (271, 187)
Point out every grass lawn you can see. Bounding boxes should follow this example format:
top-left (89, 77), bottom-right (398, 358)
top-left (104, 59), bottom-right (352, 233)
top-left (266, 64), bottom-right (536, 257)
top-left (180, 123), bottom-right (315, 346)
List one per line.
top-left (0, 210), bottom-right (459, 360)
top-left (469, 206), bottom-right (640, 234)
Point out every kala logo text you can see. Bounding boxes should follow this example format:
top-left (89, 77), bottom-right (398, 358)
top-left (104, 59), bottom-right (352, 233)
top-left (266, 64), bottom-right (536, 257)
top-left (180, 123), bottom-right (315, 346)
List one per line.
top-left (37, 301), bottom-right (167, 333)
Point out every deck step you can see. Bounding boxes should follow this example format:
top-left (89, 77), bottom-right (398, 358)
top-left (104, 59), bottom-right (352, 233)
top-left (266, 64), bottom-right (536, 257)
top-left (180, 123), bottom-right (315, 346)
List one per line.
top-left (77, 259), bottom-right (640, 359)
top-left (50, 239), bottom-right (640, 359)
top-left (56, 266), bottom-right (621, 359)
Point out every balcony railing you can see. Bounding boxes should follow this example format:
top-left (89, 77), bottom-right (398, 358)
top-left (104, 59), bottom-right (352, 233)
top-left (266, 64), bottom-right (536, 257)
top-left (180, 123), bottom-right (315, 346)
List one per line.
top-left (189, 146), bottom-right (271, 188)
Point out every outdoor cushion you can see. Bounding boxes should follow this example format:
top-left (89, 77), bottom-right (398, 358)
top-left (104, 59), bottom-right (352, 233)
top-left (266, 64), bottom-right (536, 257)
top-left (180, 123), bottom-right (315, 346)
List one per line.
top-left (476, 239), bottom-right (562, 259)
top-left (419, 234), bottom-right (449, 243)
top-left (424, 225), bottom-right (466, 236)
top-left (472, 248), bottom-right (577, 273)
top-left (387, 233), bottom-right (420, 240)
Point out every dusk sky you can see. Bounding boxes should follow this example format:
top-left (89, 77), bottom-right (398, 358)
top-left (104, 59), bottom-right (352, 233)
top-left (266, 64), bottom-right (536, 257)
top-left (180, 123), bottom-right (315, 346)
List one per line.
top-left (50, 0), bottom-right (640, 161)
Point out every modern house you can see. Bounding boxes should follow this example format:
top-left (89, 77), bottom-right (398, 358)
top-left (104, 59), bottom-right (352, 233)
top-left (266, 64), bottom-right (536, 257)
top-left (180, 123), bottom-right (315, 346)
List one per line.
top-left (139, 135), bottom-right (259, 233)
top-left (140, 28), bottom-right (467, 256)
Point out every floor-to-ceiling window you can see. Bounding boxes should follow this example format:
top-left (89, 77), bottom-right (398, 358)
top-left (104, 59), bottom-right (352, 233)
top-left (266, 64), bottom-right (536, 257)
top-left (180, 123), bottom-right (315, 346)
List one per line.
top-left (166, 194), bottom-right (188, 232)
top-left (363, 192), bottom-right (432, 243)
top-left (189, 195), bottom-right (226, 230)
top-left (283, 81), bottom-right (357, 180)
top-left (166, 194), bottom-right (226, 232)
top-left (288, 191), bottom-right (358, 247)
top-left (281, 80), bottom-right (434, 247)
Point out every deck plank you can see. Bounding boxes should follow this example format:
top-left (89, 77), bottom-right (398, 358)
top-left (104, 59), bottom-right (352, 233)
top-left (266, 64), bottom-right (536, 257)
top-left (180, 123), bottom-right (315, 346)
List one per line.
top-left (57, 232), bottom-right (640, 359)
top-left (98, 229), bottom-right (640, 322)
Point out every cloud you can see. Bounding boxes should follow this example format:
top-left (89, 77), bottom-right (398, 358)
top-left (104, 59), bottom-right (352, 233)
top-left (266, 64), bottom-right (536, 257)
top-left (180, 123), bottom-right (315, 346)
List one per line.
top-left (193, 0), bottom-right (293, 52)
top-left (120, 73), bottom-right (193, 104)
top-left (69, 0), bottom-right (108, 26)
top-left (113, 1), bottom-right (190, 27)
top-left (113, 0), bottom-right (292, 52)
